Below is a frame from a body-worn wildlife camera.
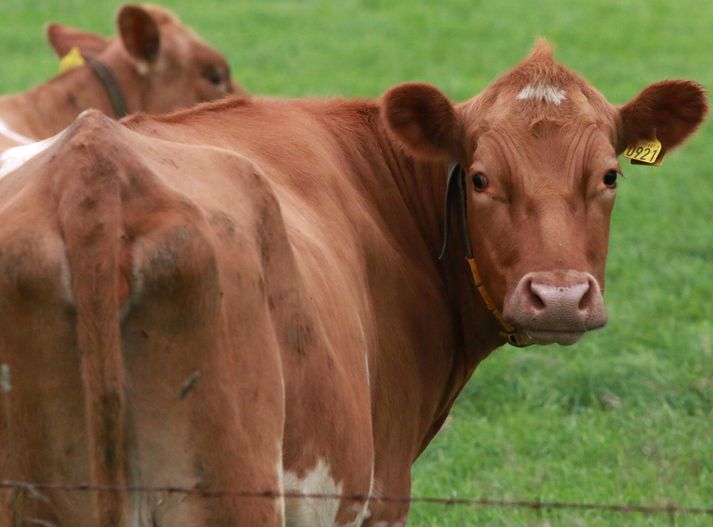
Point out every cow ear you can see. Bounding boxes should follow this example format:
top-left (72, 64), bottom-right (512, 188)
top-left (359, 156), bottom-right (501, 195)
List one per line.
top-left (617, 80), bottom-right (708, 159)
top-left (382, 83), bottom-right (464, 161)
top-left (45, 23), bottom-right (110, 59)
top-left (117, 4), bottom-right (161, 64)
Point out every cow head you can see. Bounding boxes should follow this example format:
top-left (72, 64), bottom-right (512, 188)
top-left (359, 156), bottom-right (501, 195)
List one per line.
top-left (45, 4), bottom-right (247, 113)
top-left (383, 40), bottom-right (707, 346)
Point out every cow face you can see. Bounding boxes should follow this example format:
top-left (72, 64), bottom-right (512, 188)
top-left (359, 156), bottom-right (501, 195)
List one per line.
top-left (383, 41), bottom-right (707, 346)
top-left (46, 4), bottom-right (246, 113)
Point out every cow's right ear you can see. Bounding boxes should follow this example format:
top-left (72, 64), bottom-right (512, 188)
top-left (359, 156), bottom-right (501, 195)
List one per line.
top-left (382, 83), bottom-right (464, 161)
top-left (45, 23), bottom-right (110, 59)
top-left (117, 4), bottom-right (161, 64)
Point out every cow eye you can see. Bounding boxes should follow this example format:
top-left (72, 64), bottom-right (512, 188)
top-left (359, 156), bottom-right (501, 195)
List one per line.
top-left (472, 172), bottom-right (489, 191)
top-left (603, 169), bottom-right (618, 188)
top-left (202, 65), bottom-right (223, 86)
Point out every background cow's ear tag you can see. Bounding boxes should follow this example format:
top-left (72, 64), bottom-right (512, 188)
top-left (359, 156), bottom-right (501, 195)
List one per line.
top-left (623, 137), bottom-right (663, 166)
top-left (59, 46), bottom-right (86, 73)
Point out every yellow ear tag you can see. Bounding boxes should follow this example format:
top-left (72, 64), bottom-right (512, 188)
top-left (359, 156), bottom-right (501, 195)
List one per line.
top-left (58, 46), bottom-right (86, 73)
top-left (623, 137), bottom-right (663, 166)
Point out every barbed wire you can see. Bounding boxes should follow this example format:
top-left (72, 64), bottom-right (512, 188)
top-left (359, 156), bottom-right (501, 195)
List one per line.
top-left (2, 479), bottom-right (712, 517)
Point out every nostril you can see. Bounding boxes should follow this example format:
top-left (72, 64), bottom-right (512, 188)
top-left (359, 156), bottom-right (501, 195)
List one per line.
top-left (531, 291), bottom-right (546, 310)
top-left (527, 280), bottom-right (546, 310)
top-left (577, 280), bottom-right (593, 311)
top-left (511, 273), bottom-right (605, 332)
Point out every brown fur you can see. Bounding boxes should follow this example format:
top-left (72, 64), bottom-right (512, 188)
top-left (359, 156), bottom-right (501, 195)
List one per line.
top-left (55, 120), bottom-right (129, 526)
top-left (0, 4), bottom-right (246, 152)
top-left (0, 42), bottom-right (706, 526)
top-left (383, 83), bottom-right (465, 161)
top-left (618, 80), bottom-right (708, 156)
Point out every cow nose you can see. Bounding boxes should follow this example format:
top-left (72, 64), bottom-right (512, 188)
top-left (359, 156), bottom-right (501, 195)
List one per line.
top-left (503, 271), bottom-right (607, 345)
top-left (527, 278), bottom-right (593, 313)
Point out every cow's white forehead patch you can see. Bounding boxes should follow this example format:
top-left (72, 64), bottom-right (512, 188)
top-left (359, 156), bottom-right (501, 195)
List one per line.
top-left (516, 83), bottom-right (567, 105)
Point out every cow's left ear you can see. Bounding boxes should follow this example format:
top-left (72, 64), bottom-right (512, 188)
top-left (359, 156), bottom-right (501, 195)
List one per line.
top-left (117, 4), bottom-right (161, 64)
top-left (45, 23), bottom-right (110, 59)
top-left (617, 80), bottom-right (708, 158)
top-left (382, 83), bottom-right (464, 161)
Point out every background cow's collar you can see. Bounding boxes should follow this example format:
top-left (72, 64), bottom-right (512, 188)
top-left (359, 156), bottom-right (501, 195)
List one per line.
top-left (439, 162), bottom-right (527, 347)
top-left (86, 58), bottom-right (129, 118)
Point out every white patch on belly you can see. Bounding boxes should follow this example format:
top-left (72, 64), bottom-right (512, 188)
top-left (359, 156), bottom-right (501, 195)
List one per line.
top-left (283, 458), bottom-right (373, 527)
top-left (0, 119), bottom-right (34, 145)
top-left (283, 459), bottom-right (342, 527)
top-left (516, 83), bottom-right (567, 105)
top-left (0, 132), bottom-right (62, 178)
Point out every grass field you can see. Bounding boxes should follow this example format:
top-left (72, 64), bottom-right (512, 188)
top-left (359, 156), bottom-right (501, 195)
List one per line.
top-left (2, 1), bottom-right (711, 525)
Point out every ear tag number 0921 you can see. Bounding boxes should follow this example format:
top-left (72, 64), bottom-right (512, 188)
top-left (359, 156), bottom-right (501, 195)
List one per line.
top-left (623, 138), bottom-right (662, 166)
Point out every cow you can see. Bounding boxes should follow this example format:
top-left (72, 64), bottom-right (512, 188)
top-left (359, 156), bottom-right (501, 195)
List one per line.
top-left (0, 3), bottom-right (245, 152)
top-left (0, 40), bottom-right (706, 526)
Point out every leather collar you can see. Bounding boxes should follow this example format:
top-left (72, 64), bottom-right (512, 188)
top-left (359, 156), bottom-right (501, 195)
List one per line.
top-left (439, 162), bottom-right (522, 346)
top-left (86, 58), bottom-right (129, 118)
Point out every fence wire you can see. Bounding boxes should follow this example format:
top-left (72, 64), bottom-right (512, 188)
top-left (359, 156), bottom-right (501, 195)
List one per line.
top-left (2, 479), bottom-right (712, 519)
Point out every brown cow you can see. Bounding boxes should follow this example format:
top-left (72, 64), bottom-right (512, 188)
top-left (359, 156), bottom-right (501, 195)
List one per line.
top-left (0, 41), bottom-right (706, 526)
top-left (0, 4), bottom-right (245, 152)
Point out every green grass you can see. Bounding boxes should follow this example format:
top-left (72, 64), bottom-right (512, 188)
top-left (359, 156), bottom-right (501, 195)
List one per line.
top-left (2, 1), bottom-right (712, 525)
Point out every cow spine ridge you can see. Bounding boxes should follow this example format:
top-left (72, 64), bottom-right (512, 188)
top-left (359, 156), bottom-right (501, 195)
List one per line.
top-left (56, 111), bottom-right (129, 526)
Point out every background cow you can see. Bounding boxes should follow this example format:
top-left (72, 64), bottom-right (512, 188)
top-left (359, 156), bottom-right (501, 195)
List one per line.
top-left (0, 42), bottom-right (706, 526)
top-left (0, 3), bottom-right (245, 152)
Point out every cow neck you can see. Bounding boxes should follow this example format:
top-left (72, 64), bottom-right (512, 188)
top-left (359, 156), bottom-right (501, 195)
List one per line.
top-left (439, 162), bottom-right (519, 343)
top-left (377, 135), bottom-right (506, 354)
top-left (424, 160), bottom-right (507, 424)
top-left (0, 57), bottom-right (138, 140)
top-left (373, 125), bottom-right (506, 445)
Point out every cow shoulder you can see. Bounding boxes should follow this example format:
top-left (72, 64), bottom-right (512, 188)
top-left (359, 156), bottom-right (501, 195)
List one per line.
top-left (114, 134), bottom-right (292, 332)
top-left (0, 111), bottom-right (120, 311)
